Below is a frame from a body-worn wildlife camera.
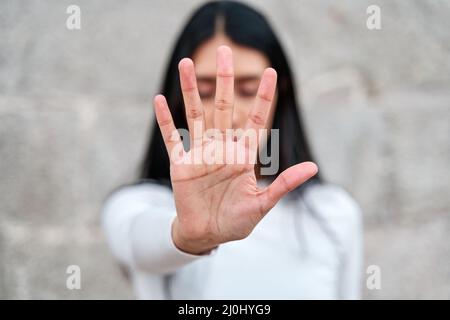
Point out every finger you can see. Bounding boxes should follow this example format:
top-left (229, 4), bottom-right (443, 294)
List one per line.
top-left (243, 68), bottom-right (277, 152)
top-left (214, 45), bottom-right (234, 133)
top-left (259, 162), bottom-right (318, 212)
top-left (178, 58), bottom-right (204, 146)
top-left (154, 94), bottom-right (182, 157)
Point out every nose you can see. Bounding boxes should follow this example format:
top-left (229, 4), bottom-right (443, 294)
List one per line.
top-left (231, 106), bottom-right (245, 130)
top-left (232, 112), bottom-right (240, 130)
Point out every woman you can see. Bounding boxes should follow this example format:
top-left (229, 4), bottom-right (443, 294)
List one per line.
top-left (102, 1), bottom-right (362, 299)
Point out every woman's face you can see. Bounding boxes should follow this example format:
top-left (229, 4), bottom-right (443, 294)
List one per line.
top-left (192, 34), bottom-right (276, 131)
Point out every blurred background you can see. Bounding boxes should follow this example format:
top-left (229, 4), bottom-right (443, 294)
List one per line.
top-left (0, 0), bottom-right (449, 299)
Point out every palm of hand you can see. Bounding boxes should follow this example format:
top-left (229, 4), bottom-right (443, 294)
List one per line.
top-left (153, 46), bottom-right (317, 254)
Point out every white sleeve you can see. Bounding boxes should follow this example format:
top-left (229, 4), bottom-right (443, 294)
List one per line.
top-left (304, 184), bottom-right (364, 299)
top-left (101, 183), bottom-right (209, 274)
top-left (338, 197), bottom-right (363, 300)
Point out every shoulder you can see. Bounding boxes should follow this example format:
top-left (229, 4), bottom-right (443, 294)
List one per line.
top-left (301, 182), bottom-right (362, 242)
top-left (103, 181), bottom-right (174, 211)
top-left (303, 183), bottom-right (361, 218)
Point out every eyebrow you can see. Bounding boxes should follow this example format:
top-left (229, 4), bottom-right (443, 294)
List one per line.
top-left (196, 75), bottom-right (261, 83)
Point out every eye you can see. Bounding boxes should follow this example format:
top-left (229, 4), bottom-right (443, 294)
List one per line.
top-left (199, 89), bottom-right (215, 100)
top-left (197, 81), bottom-right (215, 100)
top-left (237, 80), bottom-right (259, 98)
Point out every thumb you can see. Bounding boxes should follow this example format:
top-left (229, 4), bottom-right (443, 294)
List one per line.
top-left (260, 162), bottom-right (318, 211)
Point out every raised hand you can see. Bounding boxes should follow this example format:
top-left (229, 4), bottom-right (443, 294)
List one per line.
top-left (153, 45), bottom-right (318, 254)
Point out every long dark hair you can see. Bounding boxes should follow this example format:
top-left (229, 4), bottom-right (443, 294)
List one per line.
top-left (140, 0), bottom-right (321, 193)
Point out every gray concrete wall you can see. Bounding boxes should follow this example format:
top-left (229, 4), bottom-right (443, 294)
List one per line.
top-left (0, 0), bottom-right (449, 299)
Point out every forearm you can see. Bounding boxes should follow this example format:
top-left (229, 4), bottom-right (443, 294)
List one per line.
top-left (129, 211), bottom-right (209, 274)
top-left (101, 186), bottom-right (213, 275)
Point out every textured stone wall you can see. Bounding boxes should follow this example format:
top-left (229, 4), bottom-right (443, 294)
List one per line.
top-left (1, 0), bottom-right (449, 299)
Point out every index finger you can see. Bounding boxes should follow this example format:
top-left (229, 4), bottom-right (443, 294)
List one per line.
top-left (244, 68), bottom-right (277, 131)
top-left (243, 68), bottom-right (277, 151)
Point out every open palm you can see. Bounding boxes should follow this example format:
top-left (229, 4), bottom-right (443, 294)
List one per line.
top-left (153, 46), bottom-right (318, 254)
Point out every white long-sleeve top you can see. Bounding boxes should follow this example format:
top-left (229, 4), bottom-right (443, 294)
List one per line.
top-left (102, 181), bottom-right (363, 299)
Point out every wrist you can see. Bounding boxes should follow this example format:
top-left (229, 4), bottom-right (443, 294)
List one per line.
top-left (171, 217), bottom-right (218, 255)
